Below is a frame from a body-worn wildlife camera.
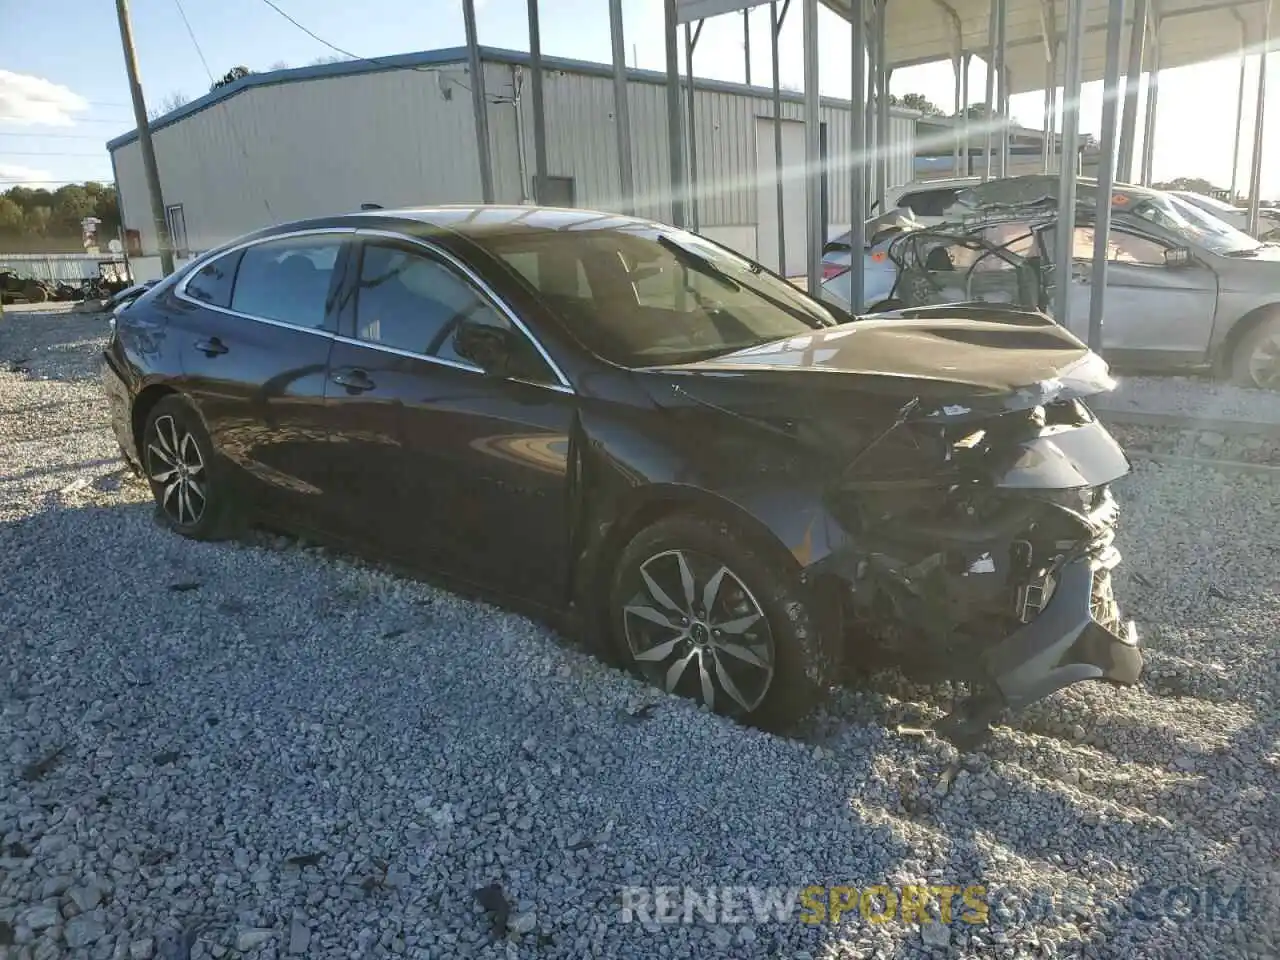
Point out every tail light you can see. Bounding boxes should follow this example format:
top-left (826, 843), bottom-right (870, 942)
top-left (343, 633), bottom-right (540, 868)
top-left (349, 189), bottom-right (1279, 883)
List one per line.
top-left (822, 263), bottom-right (849, 281)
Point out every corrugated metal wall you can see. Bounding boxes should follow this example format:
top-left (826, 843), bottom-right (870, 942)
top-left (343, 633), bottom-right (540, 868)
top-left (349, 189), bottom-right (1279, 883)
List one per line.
top-left (112, 56), bottom-right (915, 257)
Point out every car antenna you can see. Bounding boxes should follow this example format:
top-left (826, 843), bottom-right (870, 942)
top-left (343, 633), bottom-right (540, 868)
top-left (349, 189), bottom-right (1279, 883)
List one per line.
top-left (360, 202), bottom-right (383, 211)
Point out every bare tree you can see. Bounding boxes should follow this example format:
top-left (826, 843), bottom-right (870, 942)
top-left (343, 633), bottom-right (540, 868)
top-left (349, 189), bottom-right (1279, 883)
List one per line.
top-left (148, 91), bottom-right (190, 122)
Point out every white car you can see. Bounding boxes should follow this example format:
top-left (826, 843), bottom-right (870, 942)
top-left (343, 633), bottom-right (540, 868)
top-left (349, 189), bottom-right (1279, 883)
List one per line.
top-left (1169, 190), bottom-right (1280, 240)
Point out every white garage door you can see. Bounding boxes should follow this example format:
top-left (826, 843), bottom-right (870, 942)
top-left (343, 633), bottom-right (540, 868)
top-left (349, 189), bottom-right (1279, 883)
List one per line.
top-left (754, 117), bottom-right (809, 278)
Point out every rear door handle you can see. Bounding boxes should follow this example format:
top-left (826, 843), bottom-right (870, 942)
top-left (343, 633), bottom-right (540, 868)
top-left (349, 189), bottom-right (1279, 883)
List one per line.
top-left (332, 369), bottom-right (375, 394)
top-left (194, 337), bottom-right (228, 357)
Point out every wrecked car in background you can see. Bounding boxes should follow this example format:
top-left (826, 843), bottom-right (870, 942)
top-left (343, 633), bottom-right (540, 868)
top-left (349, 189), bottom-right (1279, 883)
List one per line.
top-left (942, 176), bottom-right (1280, 389)
top-left (104, 205), bottom-right (1141, 744)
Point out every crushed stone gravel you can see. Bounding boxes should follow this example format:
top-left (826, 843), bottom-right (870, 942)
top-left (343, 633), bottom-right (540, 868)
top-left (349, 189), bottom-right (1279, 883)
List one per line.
top-left (1094, 373), bottom-right (1280, 426)
top-left (1, 308), bottom-right (1277, 959)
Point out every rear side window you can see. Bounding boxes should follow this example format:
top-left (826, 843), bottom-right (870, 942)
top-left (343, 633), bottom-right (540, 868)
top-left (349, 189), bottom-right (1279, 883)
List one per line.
top-left (230, 235), bottom-right (344, 330)
top-left (899, 189), bottom-right (960, 218)
top-left (184, 250), bottom-right (242, 308)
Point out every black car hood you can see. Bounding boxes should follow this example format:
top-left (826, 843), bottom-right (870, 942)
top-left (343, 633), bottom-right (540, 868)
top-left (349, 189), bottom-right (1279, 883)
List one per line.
top-left (646, 315), bottom-right (1116, 420)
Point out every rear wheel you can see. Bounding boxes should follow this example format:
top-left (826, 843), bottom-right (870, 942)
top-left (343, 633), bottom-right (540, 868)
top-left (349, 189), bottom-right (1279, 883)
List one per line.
top-left (142, 396), bottom-right (234, 539)
top-left (23, 282), bottom-right (47, 304)
top-left (1228, 315), bottom-right (1280, 389)
top-left (609, 514), bottom-right (834, 731)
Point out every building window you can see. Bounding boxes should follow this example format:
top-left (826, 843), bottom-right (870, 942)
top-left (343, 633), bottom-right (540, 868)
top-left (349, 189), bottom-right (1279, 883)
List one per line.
top-left (165, 204), bottom-right (190, 258)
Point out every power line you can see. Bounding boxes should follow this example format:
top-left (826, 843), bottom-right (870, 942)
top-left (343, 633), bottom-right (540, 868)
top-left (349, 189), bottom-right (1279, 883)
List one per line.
top-left (251, 0), bottom-right (506, 99)
top-left (171, 0), bottom-right (215, 82)
top-left (0, 132), bottom-right (109, 140)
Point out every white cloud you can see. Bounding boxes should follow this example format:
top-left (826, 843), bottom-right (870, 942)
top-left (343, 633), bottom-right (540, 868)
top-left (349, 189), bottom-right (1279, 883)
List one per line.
top-left (0, 71), bottom-right (90, 127)
top-left (0, 164), bottom-right (54, 187)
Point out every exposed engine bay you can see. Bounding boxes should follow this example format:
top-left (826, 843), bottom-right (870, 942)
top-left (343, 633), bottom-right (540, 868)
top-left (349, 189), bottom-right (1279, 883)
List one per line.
top-left (814, 397), bottom-right (1141, 747)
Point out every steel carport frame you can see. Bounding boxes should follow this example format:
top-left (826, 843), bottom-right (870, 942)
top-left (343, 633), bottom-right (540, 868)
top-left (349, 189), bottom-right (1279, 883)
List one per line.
top-left (468, 0), bottom-right (1274, 346)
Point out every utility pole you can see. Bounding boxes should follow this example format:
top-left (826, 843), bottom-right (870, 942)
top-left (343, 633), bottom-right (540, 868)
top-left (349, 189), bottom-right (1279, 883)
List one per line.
top-left (114, 0), bottom-right (174, 276)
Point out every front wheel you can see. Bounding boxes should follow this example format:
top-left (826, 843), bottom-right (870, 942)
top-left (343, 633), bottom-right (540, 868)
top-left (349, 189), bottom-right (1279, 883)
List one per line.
top-left (609, 514), bottom-right (835, 730)
top-left (142, 395), bottom-right (234, 539)
top-left (1228, 315), bottom-right (1280, 390)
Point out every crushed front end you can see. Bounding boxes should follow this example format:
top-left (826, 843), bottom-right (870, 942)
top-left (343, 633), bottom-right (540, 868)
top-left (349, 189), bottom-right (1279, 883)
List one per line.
top-left (816, 395), bottom-right (1142, 747)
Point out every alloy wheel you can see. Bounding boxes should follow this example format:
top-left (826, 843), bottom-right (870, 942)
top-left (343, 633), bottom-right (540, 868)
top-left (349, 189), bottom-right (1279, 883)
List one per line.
top-left (1247, 331), bottom-right (1280, 389)
top-left (146, 414), bottom-right (207, 527)
top-left (621, 549), bottom-right (775, 714)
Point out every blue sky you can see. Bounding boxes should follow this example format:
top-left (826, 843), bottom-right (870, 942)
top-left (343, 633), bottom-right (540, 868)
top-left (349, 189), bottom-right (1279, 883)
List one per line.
top-left (2, 0), bottom-right (1277, 198)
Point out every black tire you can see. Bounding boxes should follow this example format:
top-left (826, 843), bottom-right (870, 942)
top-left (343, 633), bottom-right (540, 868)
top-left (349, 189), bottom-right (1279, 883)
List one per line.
top-left (609, 514), bottom-right (837, 731)
top-left (141, 395), bottom-right (234, 540)
top-left (23, 283), bottom-right (47, 304)
top-left (1227, 315), bottom-right (1280, 389)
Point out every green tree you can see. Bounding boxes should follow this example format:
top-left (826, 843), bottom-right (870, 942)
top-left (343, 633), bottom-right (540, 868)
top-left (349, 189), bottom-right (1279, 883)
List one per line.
top-left (0, 196), bottom-right (24, 237)
top-left (212, 65), bottom-right (252, 91)
top-left (891, 92), bottom-right (944, 116)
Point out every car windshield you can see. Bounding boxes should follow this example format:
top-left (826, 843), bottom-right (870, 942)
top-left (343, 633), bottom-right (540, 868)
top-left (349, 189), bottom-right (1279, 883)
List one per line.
top-left (479, 226), bottom-right (840, 367)
top-left (1130, 194), bottom-right (1261, 255)
top-left (1172, 192), bottom-right (1233, 213)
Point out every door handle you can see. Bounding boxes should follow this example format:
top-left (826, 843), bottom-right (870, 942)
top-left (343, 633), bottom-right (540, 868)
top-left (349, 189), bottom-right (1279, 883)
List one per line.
top-left (332, 369), bottom-right (375, 394)
top-left (194, 337), bottom-right (228, 357)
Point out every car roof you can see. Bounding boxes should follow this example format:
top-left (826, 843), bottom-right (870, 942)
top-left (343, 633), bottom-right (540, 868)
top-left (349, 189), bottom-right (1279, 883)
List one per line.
top-left (353, 205), bottom-right (664, 237)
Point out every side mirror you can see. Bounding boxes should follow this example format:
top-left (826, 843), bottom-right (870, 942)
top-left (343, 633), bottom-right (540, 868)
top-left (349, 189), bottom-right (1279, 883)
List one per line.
top-left (454, 319), bottom-right (513, 376)
top-left (1164, 246), bottom-right (1192, 268)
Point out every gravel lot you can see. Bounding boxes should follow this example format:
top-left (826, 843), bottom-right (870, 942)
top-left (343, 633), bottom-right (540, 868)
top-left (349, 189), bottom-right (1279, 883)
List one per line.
top-left (2, 307), bottom-right (1277, 959)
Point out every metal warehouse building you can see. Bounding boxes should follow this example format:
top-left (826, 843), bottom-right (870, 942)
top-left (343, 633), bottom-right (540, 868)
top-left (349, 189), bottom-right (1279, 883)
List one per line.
top-left (107, 45), bottom-right (916, 281)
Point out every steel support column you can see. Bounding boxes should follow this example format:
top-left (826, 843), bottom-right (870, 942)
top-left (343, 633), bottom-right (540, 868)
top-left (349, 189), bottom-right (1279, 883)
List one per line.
top-left (1140, 15), bottom-right (1159, 185)
top-left (995, 0), bottom-right (1009, 177)
top-left (962, 52), bottom-right (972, 176)
top-left (1247, 1), bottom-right (1271, 236)
top-left (1116, 0), bottom-right (1147, 182)
top-left (1230, 21), bottom-right (1247, 200)
top-left (1042, 64), bottom-right (1054, 172)
top-left (744, 9), bottom-right (752, 83)
top-left (803, 0), bottom-right (822, 296)
top-left (610, 0), bottom-right (636, 215)
top-left (772, 0), bottom-right (789, 273)
top-left (462, 0), bottom-right (494, 203)
top-left (664, 0), bottom-right (686, 227)
top-left (983, 0), bottom-right (998, 180)
top-left (526, 0), bottom-right (549, 204)
top-left (1053, 0), bottom-right (1086, 326)
top-left (875, 3), bottom-right (889, 211)
top-left (953, 38), bottom-right (964, 176)
top-left (1088, 0), bottom-right (1127, 350)
top-left (850, 0), bottom-right (868, 311)
top-left (684, 21), bottom-right (704, 232)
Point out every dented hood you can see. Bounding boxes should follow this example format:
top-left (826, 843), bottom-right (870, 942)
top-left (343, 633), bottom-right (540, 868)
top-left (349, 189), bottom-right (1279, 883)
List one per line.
top-left (652, 316), bottom-right (1116, 416)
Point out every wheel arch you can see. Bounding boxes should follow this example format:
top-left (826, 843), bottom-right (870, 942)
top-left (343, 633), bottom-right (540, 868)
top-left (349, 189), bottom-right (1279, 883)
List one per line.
top-left (1214, 302), bottom-right (1280, 377)
top-left (574, 482), bottom-right (836, 655)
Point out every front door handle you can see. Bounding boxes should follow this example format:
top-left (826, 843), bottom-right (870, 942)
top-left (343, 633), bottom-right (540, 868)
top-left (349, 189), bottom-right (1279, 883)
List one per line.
top-left (194, 337), bottom-right (228, 357)
top-left (332, 369), bottom-right (375, 394)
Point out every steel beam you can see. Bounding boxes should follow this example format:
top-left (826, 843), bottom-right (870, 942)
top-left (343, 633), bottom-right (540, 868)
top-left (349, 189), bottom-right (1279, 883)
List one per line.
top-left (803, 0), bottom-right (822, 296)
top-left (850, 0), bottom-right (868, 311)
top-left (1247, 1), bottom-right (1270, 235)
top-left (1115, 0), bottom-right (1147, 182)
top-left (1053, 0), bottom-right (1085, 327)
top-left (664, 0), bottom-right (687, 226)
top-left (1140, 14), bottom-right (1159, 185)
top-left (463, 0), bottom-right (494, 203)
top-left (610, 0), bottom-right (636, 215)
top-left (1229, 16), bottom-right (1247, 200)
top-left (527, 0), bottom-right (549, 204)
top-left (1088, 0), bottom-right (1126, 351)
top-left (772, 0), bottom-right (789, 273)
top-left (744, 9), bottom-right (752, 83)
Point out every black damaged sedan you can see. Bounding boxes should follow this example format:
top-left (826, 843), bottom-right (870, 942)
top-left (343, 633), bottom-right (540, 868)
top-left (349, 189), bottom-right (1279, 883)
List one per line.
top-left (103, 206), bottom-right (1141, 739)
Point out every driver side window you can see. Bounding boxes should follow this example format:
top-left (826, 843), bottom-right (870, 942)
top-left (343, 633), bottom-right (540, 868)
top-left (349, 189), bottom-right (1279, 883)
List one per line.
top-left (352, 241), bottom-right (556, 383)
top-left (1045, 226), bottom-right (1167, 266)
